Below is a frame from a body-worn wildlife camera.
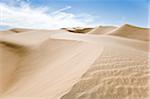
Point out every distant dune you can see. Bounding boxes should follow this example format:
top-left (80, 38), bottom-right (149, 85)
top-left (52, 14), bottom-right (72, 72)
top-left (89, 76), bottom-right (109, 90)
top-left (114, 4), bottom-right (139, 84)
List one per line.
top-left (0, 24), bottom-right (149, 99)
top-left (88, 26), bottom-right (116, 34)
top-left (62, 27), bottom-right (93, 33)
top-left (0, 28), bottom-right (33, 36)
top-left (108, 24), bottom-right (150, 41)
top-left (9, 28), bottom-right (34, 33)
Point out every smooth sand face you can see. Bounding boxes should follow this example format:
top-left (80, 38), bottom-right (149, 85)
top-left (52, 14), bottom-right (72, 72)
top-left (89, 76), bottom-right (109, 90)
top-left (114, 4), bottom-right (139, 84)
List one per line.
top-left (0, 24), bottom-right (149, 99)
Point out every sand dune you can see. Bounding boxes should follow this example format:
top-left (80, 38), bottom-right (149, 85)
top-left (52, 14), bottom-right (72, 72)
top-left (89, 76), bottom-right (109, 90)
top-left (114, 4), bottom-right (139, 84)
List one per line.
top-left (50, 31), bottom-right (148, 51)
top-left (0, 24), bottom-right (149, 99)
top-left (0, 28), bottom-right (34, 36)
top-left (62, 27), bottom-right (93, 33)
top-left (0, 31), bottom-right (103, 99)
top-left (88, 26), bottom-right (116, 34)
top-left (88, 24), bottom-right (150, 41)
top-left (107, 24), bottom-right (150, 41)
top-left (9, 28), bottom-right (34, 33)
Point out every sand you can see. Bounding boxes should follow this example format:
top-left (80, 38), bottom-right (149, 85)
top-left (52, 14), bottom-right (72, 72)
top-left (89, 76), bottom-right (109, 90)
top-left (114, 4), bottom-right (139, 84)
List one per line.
top-left (0, 24), bottom-right (149, 99)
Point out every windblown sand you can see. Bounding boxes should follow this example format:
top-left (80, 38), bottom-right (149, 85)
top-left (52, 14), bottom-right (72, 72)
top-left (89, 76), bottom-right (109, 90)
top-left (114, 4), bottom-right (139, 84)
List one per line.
top-left (0, 24), bottom-right (149, 99)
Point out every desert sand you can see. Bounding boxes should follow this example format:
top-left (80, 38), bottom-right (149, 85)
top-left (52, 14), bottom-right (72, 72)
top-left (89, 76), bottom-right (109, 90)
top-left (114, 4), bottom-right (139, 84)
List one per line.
top-left (0, 24), bottom-right (149, 99)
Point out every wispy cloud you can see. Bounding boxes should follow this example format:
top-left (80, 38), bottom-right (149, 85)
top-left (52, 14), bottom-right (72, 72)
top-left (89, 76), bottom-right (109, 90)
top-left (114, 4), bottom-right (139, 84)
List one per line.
top-left (52, 6), bottom-right (72, 14)
top-left (0, 2), bottom-right (96, 29)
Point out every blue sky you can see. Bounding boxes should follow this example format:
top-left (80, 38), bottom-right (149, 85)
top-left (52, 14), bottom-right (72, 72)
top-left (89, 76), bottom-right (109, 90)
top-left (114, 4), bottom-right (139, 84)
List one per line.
top-left (0, 0), bottom-right (149, 30)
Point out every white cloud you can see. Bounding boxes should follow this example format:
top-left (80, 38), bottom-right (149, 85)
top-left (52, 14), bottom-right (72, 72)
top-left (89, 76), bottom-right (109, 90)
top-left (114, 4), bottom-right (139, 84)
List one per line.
top-left (0, 2), bottom-right (96, 29)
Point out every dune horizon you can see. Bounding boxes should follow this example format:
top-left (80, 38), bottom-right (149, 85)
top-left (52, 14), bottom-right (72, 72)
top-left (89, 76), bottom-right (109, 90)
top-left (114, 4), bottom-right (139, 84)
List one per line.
top-left (0, 23), bottom-right (149, 31)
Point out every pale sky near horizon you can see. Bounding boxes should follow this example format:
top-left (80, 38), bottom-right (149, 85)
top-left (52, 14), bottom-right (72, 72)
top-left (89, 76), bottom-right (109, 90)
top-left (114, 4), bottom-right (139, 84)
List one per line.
top-left (0, 0), bottom-right (149, 30)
